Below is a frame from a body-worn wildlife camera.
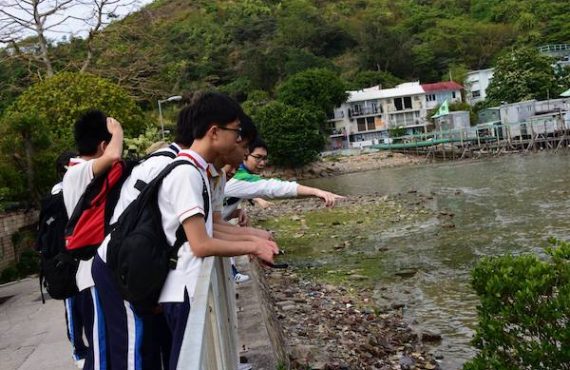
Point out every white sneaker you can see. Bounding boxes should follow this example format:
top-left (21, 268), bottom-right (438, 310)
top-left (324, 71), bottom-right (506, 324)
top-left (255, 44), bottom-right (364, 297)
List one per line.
top-left (234, 273), bottom-right (250, 283)
top-left (75, 359), bottom-right (85, 369)
top-left (238, 364), bottom-right (253, 370)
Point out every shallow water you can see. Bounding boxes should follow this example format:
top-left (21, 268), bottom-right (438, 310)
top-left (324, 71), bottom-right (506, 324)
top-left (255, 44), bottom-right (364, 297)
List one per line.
top-left (303, 152), bottom-right (570, 369)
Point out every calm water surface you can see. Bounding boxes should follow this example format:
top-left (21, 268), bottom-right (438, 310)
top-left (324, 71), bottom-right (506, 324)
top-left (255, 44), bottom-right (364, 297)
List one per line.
top-left (303, 152), bottom-right (570, 369)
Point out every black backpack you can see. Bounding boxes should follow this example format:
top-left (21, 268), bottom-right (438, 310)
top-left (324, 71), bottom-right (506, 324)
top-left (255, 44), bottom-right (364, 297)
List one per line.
top-left (36, 148), bottom-right (178, 302)
top-left (106, 160), bottom-right (210, 310)
top-left (36, 190), bottom-right (79, 301)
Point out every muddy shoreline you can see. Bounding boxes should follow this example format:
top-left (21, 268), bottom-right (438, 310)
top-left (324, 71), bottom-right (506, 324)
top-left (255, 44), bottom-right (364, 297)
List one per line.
top-left (262, 152), bottom-right (422, 181)
top-left (248, 194), bottom-right (449, 369)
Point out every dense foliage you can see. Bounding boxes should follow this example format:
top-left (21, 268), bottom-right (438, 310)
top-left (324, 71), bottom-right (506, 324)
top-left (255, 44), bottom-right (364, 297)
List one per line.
top-left (0, 72), bottom-right (144, 202)
top-left (277, 68), bottom-right (348, 114)
top-left (253, 101), bottom-right (325, 167)
top-left (486, 48), bottom-right (564, 105)
top-left (465, 238), bottom-right (570, 369)
top-left (1, 0), bottom-right (569, 109)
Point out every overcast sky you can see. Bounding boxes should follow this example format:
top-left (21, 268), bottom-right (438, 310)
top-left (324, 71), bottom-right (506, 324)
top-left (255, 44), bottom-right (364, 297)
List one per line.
top-left (0, 0), bottom-right (155, 42)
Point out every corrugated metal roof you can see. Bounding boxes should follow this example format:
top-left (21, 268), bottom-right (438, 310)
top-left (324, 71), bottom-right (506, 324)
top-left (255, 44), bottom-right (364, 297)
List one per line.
top-left (421, 81), bottom-right (463, 92)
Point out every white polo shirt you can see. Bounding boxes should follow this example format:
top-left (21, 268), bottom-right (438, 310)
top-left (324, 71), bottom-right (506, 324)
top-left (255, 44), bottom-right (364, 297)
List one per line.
top-left (158, 149), bottom-right (213, 304)
top-left (96, 144), bottom-right (181, 262)
top-left (62, 157), bottom-right (95, 292)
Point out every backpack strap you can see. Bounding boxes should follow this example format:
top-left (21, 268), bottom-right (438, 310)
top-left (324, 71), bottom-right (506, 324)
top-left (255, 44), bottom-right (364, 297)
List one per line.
top-left (133, 146), bottom-right (180, 192)
top-left (147, 160), bottom-right (210, 269)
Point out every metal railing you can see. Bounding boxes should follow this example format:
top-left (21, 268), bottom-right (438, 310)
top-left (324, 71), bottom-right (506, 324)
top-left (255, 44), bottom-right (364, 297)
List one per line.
top-left (177, 256), bottom-right (239, 370)
top-left (349, 106), bottom-right (379, 117)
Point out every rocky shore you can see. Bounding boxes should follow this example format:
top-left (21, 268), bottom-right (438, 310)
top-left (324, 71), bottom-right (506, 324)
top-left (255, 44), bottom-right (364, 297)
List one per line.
top-left (247, 194), bottom-right (452, 369)
top-left (265, 269), bottom-right (442, 370)
top-left (262, 151), bottom-right (422, 181)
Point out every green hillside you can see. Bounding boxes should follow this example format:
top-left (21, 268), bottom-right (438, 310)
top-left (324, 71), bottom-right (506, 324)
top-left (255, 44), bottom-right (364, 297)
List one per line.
top-left (1, 0), bottom-right (569, 108)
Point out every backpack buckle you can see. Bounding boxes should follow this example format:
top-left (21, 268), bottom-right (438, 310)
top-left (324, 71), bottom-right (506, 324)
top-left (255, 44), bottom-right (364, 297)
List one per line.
top-left (169, 257), bottom-right (178, 269)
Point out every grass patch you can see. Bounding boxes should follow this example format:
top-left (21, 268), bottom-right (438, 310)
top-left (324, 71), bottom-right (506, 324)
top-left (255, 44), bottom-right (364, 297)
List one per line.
top-left (255, 199), bottom-right (430, 287)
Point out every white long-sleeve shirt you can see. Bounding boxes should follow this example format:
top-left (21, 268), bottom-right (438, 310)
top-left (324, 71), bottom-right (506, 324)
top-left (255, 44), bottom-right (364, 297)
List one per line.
top-left (222, 164), bottom-right (298, 220)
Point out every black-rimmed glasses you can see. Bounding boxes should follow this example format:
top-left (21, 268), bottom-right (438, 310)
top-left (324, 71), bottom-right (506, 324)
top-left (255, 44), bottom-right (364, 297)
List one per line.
top-left (249, 154), bottom-right (268, 162)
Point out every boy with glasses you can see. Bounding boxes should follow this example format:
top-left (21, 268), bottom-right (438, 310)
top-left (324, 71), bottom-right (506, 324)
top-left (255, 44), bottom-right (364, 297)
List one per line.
top-left (223, 137), bottom-right (344, 220)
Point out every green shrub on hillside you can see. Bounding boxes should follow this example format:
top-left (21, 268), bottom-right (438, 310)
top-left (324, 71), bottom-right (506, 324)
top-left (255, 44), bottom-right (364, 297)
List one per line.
top-left (253, 101), bottom-right (325, 168)
top-left (464, 238), bottom-right (570, 370)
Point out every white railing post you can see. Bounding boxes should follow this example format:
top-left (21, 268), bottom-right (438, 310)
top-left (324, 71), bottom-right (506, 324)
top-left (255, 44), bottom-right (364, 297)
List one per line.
top-left (177, 257), bottom-right (239, 370)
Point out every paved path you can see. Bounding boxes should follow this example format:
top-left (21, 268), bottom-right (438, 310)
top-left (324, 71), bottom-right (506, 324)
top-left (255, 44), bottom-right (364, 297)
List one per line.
top-left (0, 277), bottom-right (76, 370)
top-left (1, 260), bottom-right (276, 370)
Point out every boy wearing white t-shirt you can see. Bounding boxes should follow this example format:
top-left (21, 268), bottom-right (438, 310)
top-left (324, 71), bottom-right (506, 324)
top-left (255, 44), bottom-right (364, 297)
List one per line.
top-left (157, 92), bottom-right (279, 369)
top-left (62, 110), bottom-right (123, 370)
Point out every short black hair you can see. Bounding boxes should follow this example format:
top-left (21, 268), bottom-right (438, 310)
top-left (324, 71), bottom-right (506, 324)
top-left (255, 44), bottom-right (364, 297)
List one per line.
top-left (239, 113), bottom-right (257, 145)
top-left (249, 136), bottom-right (267, 153)
top-left (175, 105), bottom-right (194, 147)
top-left (175, 91), bottom-right (243, 146)
top-left (55, 151), bottom-right (77, 180)
top-left (74, 110), bottom-right (111, 156)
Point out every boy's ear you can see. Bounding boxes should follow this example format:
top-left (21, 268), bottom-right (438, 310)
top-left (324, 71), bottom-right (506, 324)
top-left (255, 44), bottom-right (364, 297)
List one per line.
top-left (99, 141), bottom-right (108, 154)
top-left (206, 125), bottom-right (218, 140)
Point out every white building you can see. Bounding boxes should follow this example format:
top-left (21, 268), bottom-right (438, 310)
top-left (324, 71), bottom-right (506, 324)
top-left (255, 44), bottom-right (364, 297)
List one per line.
top-left (327, 82), bottom-right (429, 149)
top-left (434, 111), bottom-right (470, 132)
top-left (464, 68), bottom-right (494, 105)
top-left (422, 81), bottom-right (463, 110)
top-left (328, 81), bottom-right (466, 149)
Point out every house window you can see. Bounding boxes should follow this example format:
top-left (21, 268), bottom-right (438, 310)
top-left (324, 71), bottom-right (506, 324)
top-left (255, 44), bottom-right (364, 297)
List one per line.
top-left (472, 90), bottom-right (481, 98)
top-left (426, 94), bottom-right (436, 102)
top-left (366, 117), bottom-right (375, 130)
top-left (452, 91), bottom-right (456, 99)
top-left (357, 118), bottom-right (366, 132)
top-left (352, 104), bottom-right (362, 115)
top-left (394, 98), bottom-right (403, 111)
top-left (371, 102), bottom-right (378, 113)
top-left (394, 97), bottom-right (413, 111)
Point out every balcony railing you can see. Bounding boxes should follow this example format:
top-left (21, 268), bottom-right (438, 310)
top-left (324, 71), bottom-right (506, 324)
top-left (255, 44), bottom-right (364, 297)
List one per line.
top-left (177, 256), bottom-right (239, 370)
top-left (349, 106), bottom-right (379, 118)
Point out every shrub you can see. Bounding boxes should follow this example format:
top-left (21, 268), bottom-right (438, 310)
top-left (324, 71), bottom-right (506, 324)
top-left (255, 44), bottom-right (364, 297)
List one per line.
top-left (0, 266), bottom-right (18, 284)
top-left (464, 238), bottom-right (570, 370)
top-left (0, 72), bottom-right (144, 203)
top-left (253, 101), bottom-right (325, 168)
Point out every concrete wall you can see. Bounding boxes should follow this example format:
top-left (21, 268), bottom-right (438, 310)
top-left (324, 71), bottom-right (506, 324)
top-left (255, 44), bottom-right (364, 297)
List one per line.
top-left (0, 210), bottom-right (38, 271)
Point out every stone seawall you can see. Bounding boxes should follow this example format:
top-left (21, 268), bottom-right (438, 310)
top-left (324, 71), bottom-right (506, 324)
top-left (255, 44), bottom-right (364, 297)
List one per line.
top-left (0, 210), bottom-right (39, 270)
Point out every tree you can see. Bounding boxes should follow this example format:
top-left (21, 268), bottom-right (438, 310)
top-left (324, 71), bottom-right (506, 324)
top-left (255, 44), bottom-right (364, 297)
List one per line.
top-left (253, 101), bottom-right (325, 168)
top-left (0, 72), bottom-right (144, 202)
top-left (486, 47), bottom-right (560, 104)
top-left (0, 0), bottom-right (142, 77)
top-left (277, 68), bottom-right (348, 115)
